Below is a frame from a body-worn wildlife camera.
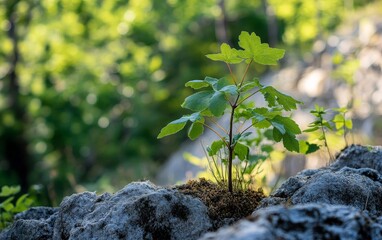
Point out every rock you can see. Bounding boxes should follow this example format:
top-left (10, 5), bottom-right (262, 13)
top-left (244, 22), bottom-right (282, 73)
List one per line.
top-left (259, 145), bottom-right (382, 217)
top-left (0, 207), bottom-right (58, 240)
top-left (330, 145), bottom-right (382, 172)
top-left (199, 204), bottom-right (382, 240)
top-left (1, 181), bottom-right (212, 240)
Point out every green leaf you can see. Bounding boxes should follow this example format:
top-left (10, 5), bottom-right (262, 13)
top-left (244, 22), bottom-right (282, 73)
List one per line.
top-left (237, 31), bottom-right (285, 65)
top-left (261, 144), bottom-right (274, 153)
top-left (0, 186), bottom-right (20, 197)
top-left (215, 77), bottom-right (231, 90)
top-left (158, 113), bottom-right (202, 138)
top-left (299, 140), bottom-right (320, 154)
top-left (220, 85), bottom-right (238, 96)
top-left (273, 128), bottom-right (282, 142)
top-left (345, 119), bottom-right (353, 129)
top-left (2, 202), bottom-right (14, 212)
top-left (206, 43), bottom-right (243, 64)
top-left (271, 121), bottom-right (286, 134)
top-left (303, 126), bottom-right (319, 132)
top-left (14, 194), bottom-right (33, 213)
top-left (209, 91), bottom-right (227, 116)
top-left (239, 81), bottom-right (258, 93)
top-left (185, 80), bottom-right (210, 89)
top-left (188, 122), bottom-right (204, 140)
top-left (272, 115), bottom-right (301, 134)
top-left (282, 133), bottom-right (299, 152)
top-left (234, 142), bottom-right (249, 160)
top-left (254, 119), bottom-right (271, 129)
top-left (204, 76), bottom-right (219, 86)
top-left (157, 120), bottom-right (187, 139)
top-left (261, 86), bottom-right (302, 111)
top-left (209, 140), bottom-right (225, 156)
top-left (181, 90), bottom-right (213, 111)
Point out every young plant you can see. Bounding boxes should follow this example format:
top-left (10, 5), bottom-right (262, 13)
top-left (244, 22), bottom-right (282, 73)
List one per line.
top-left (332, 107), bottom-right (353, 146)
top-left (0, 185), bottom-right (34, 230)
top-left (304, 105), bottom-right (353, 161)
top-left (158, 31), bottom-right (302, 192)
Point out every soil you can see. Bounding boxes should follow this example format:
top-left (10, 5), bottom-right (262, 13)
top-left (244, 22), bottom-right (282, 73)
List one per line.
top-left (174, 178), bottom-right (265, 229)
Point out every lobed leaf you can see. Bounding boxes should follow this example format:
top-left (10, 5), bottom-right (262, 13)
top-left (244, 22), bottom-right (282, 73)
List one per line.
top-left (0, 186), bottom-right (20, 197)
top-left (234, 142), bottom-right (249, 160)
top-left (237, 31), bottom-right (285, 65)
top-left (261, 86), bottom-right (302, 111)
top-left (282, 133), bottom-right (300, 152)
top-left (299, 140), bottom-right (320, 154)
top-left (208, 140), bottom-right (225, 156)
top-left (272, 115), bottom-right (301, 134)
top-left (206, 43), bottom-right (243, 64)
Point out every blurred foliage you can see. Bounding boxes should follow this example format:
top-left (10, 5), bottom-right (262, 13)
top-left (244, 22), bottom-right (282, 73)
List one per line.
top-left (0, 0), bottom-right (374, 205)
top-left (0, 185), bottom-right (34, 230)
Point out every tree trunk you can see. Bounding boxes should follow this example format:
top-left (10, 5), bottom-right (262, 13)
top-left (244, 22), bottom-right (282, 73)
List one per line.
top-left (4, 3), bottom-right (30, 191)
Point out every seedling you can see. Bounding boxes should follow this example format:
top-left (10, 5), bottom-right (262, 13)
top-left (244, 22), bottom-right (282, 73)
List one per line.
top-left (304, 105), bottom-right (353, 161)
top-left (304, 105), bottom-right (333, 160)
top-left (158, 31), bottom-right (302, 192)
top-left (332, 107), bottom-right (353, 146)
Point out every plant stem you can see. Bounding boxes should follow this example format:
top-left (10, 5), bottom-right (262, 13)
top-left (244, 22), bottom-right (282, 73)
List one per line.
top-left (320, 121), bottom-right (333, 161)
top-left (228, 104), bottom-right (236, 192)
top-left (210, 118), bottom-right (229, 135)
top-left (226, 63), bottom-right (237, 85)
top-left (202, 123), bottom-right (229, 148)
top-left (236, 88), bottom-right (261, 106)
top-left (239, 60), bottom-right (253, 87)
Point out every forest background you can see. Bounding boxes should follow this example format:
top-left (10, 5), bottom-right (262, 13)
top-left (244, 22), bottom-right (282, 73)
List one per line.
top-left (0, 0), bottom-right (376, 206)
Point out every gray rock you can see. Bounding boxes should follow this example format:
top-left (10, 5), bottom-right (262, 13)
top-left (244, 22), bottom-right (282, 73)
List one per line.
top-left (199, 204), bottom-right (382, 240)
top-left (0, 207), bottom-right (58, 240)
top-left (53, 181), bottom-right (212, 240)
top-left (331, 145), bottom-right (382, 172)
top-left (1, 181), bottom-right (212, 240)
top-left (259, 145), bottom-right (382, 217)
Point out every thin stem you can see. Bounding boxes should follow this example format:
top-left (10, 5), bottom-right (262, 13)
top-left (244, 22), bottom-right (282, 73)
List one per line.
top-left (226, 63), bottom-right (237, 85)
top-left (239, 60), bottom-right (253, 87)
top-left (227, 105), bottom-right (236, 192)
top-left (236, 88), bottom-right (261, 106)
top-left (320, 121), bottom-right (333, 162)
top-left (236, 120), bottom-right (247, 134)
top-left (210, 118), bottom-right (229, 135)
top-left (202, 123), bottom-right (229, 148)
top-left (240, 124), bottom-right (253, 135)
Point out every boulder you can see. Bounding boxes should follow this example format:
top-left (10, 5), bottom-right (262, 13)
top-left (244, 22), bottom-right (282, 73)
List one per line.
top-left (1, 181), bottom-right (212, 240)
top-left (0, 207), bottom-right (58, 240)
top-left (199, 204), bottom-right (382, 240)
top-left (259, 145), bottom-right (382, 217)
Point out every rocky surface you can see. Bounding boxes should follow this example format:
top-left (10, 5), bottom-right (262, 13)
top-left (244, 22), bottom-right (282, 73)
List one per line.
top-left (199, 144), bottom-right (382, 239)
top-left (0, 181), bottom-right (212, 240)
top-left (3, 145), bottom-right (382, 239)
top-left (199, 204), bottom-right (382, 240)
top-left (259, 145), bottom-right (382, 218)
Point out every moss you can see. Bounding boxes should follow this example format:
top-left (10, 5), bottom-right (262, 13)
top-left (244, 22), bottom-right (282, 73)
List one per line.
top-left (175, 178), bottom-right (265, 229)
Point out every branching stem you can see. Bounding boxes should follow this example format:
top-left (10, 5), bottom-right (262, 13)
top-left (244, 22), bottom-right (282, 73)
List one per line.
top-left (239, 60), bottom-right (253, 87)
top-left (202, 123), bottom-right (229, 148)
top-left (226, 63), bottom-right (237, 85)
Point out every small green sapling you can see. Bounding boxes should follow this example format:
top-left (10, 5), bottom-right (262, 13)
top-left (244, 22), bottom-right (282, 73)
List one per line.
top-left (158, 31), bottom-right (302, 192)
